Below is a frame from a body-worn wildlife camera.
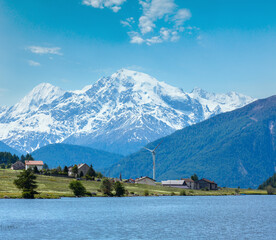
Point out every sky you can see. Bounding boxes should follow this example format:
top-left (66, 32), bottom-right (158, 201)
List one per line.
top-left (0, 0), bottom-right (276, 106)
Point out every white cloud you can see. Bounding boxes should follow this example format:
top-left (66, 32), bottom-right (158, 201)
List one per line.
top-left (28, 60), bottom-right (41, 66)
top-left (121, 17), bottom-right (135, 27)
top-left (138, 0), bottom-right (176, 34)
top-left (82, 0), bottom-right (126, 12)
top-left (173, 8), bottom-right (191, 26)
top-left (82, 0), bottom-right (197, 45)
top-left (27, 46), bottom-right (62, 55)
top-left (130, 34), bottom-right (145, 44)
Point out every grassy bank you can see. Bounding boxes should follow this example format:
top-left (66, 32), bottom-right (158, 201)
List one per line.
top-left (0, 169), bottom-right (267, 198)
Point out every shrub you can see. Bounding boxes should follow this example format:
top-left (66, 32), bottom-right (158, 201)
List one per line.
top-left (100, 178), bottom-right (113, 196)
top-left (69, 180), bottom-right (87, 197)
top-left (144, 190), bottom-right (149, 196)
top-left (170, 192), bottom-right (175, 196)
top-left (114, 182), bottom-right (125, 197)
top-left (267, 186), bottom-right (275, 195)
top-left (180, 190), bottom-right (186, 196)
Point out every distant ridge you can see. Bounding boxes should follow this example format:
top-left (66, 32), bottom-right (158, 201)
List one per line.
top-left (31, 143), bottom-right (123, 171)
top-left (0, 141), bottom-right (21, 156)
top-left (109, 95), bottom-right (276, 188)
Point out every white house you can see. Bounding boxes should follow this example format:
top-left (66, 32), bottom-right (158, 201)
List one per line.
top-left (25, 160), bottom-right (44, 171)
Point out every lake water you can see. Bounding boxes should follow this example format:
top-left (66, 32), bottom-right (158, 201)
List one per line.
top-left (0, 195), bottom-right (275, 240)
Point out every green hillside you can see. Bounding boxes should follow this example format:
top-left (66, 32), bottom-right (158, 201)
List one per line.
top-left (109, 96), bottom-right (276, 188)
top-left (0, 141), bottom-right (21, 156)
top-left (32, 143), bottom-right (123, 171)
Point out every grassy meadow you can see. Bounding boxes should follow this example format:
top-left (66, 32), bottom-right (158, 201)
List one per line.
top-left (0, 169), bottom-right (267, 198)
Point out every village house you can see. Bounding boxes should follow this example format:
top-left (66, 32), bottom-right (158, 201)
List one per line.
top-left (11, 161), bottom-right (25, 170)
top-left (68, 163), bottom-right (90, 177)
top-left (181, 178), bottom-right (199, 190)
top-left (198, 178), bottom-right (218, 190)
top-left (124, 178), bottom-right (135, 183)
top-left (25, 160), bottom-right (44, 171)
top-left (161, 180), bottom-right (188, 189)
top-left (162, 178), bottom-right (218, 190)
top-left (135, 176), bottom-right (156, 186)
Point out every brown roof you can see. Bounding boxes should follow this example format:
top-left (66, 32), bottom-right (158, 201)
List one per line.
top-left (201, 178), bottom-right (216, 184)
top-left (25, 160), bottom-right (44, 166)
top-left (136, 176), bottom-right (156, 182)
top-left (181, 178), bottom-right (194, 182)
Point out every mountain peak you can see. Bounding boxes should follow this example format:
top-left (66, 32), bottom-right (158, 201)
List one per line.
top-left (11, 83), bottom-right (65, 115)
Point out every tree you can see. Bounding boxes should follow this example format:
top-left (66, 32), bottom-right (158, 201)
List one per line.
top-left (63, 166), bottom-right (68, 173)
top-left (114, 181), bottom-right (125, 197)
top-left (266, 186), bottom-right (275, 195)
top-left (43, 163), bottom-right (49, 170)
top-left (86, 164), bottom-right (96, 177)
top-left (33, 166), bottom-right (39, 174)
top-left (25, 154), bottom-right (34, 160)
top-left (13, 169), bottom-right (38, 199)
top-left (72, 165), bottom-right (78, 178)
top-left (100, 178), bottom-right (113, 196)
top-left (191, 174), bottom-right (198, 181)
top-left (69, 180), bottom-right (87, 197)
top-left (0, 163), bottom-right (5, 169)
top-left (96, 172), bottom-right (103, 178)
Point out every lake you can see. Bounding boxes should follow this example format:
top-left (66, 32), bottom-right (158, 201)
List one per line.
top-left (0, 195), bottom-right (275, 240)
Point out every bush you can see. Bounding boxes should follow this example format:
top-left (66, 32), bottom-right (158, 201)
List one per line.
top-left (170, 192), bottom-right (175, 196)
top-left (100, 178), bottom-right (113, 196)
top-left (114, 182), bottom-right (125, 197)
top-left (266, 186), bottom-right (275, 195)
top-left (22, 191), bottom-right (35, 199)
top-left (144, 190), bottom-right (149, 196)
top-left (180, 190), bottom-right (186, 196)
top-left (69, 180), bottom-right (87, 197)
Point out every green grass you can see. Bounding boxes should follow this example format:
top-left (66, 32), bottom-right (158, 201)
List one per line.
top-left (0, 169), bottom-right (267, 198)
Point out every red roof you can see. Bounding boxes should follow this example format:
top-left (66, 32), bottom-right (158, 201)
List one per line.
top-left (181, 178), bottom-right (194, 182)
top-left (25, 161), bottom-right (44, 166)
top-left (201, 178), bottom-right (216, 184)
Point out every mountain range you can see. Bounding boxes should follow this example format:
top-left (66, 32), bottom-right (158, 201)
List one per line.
top-left (0, 69), bottom-right (255, 155)
top-left (109, 96), bottom-right (276, 188)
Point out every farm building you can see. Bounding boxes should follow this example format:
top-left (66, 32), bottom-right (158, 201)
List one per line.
top-left (198, 178), bottom-right (218, 190)
top-left (11, 161), bottom-right (25, 170)
top-left (161, 180), bottom-right (188, 189)
top-left (135, 176), bottom-right (156, 186)
top-left (68, 163), bottom-right (89, 177)
top-left (25, 161), bottom-right (44, 171)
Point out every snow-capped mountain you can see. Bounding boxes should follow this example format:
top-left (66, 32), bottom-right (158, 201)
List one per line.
top-left (0, 69), bottom-right (256, 155)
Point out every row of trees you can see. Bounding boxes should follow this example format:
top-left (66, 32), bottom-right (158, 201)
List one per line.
top-left (69, 178), bottom-right (125, 197)
top-left (0, 152), bottom-right (35, 169)
top-left (14, 169), bottom-right (125, 198)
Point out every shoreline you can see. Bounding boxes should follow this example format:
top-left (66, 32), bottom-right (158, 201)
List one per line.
top-left (0, 169), bottom-right (269, 199)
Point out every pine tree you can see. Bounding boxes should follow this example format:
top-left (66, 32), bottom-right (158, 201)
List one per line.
top-left (13, 169), bottom-right (38, 199)
top-left (114, 181), bottom-right (125, 197)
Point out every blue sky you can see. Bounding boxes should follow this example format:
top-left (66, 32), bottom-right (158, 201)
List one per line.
top-left (0, 0), bottom-right (276, 106)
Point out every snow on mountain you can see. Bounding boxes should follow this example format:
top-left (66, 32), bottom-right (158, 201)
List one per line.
top-left (0, 69), bottom-right (256, 155)
top-left (9, 83), bottom-right (65, 117)
top-left (188, 87), bottom-right (255, 119)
